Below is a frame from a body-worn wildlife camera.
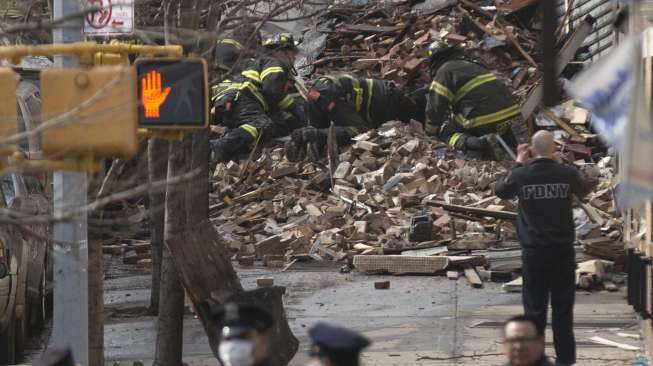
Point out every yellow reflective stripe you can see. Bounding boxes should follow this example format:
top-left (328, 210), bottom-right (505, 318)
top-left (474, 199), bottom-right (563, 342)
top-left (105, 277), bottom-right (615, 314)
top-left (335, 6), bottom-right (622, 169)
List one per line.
top-left (243, 82), bottom-right (269, 111)
top-left (455, 104), bottom-right (521, 128)
top-left (219, 38), bottom-right (244, 49)
top-left (449, 132), bottom-right (464, 147)
top-left (365, 79), bottom-right (374, 122)
top-left (240, 124), bottom-right (258, 139)
top-left (212, 81), bottom-right (241, 101)
top-left (242, 70), bottom-right (261, 83)
top-left (429, 81), bottom-right (455, 101)
top-left (212, 81), bottom-right (269, 111)
top-left (350, 78), bottom-right (363, 113)
top-left (260, 66), bottom-right (284, 80)
top-left (453, 73), bottom-right (496, 103)
top-left (279, 95), bottom-right (294, 109)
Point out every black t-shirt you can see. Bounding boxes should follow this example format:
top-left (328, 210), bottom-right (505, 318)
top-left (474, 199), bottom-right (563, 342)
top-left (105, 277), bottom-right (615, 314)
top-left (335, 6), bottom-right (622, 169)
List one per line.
top-left (495, 158), bottom-right (592, 248)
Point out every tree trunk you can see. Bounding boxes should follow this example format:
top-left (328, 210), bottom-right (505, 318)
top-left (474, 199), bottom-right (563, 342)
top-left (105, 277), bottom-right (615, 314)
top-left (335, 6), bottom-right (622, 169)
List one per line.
top-left (154, 137), bottom-right (190, 366)
top-left (149, 139), bottom-right (169, 313)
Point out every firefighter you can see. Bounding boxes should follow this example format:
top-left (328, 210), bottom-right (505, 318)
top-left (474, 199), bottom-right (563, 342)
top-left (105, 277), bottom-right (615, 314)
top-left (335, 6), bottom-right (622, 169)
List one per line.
top-left (424, 40), bottom-right (529, 158)
top-left (285, 74), bottom-right (420, 161)
top-left (214, 24), bottom-right (261, 74)
top-left (210, 33), bottom-right (306, 162)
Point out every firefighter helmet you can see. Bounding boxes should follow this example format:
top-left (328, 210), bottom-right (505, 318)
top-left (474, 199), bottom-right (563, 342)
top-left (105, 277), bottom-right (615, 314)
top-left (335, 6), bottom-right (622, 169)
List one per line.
top-left (262, 33), bottom-right (298, 51)
top-left (426, 39), bottom-right (454, 61)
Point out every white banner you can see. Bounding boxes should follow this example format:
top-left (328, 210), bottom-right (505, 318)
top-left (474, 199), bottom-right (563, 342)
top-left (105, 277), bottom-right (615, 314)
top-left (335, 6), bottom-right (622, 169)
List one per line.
top-left (618, 29), bottom-right (653, 210)
top-left (568, 34), bottom-right (640, 148)
top-left (83, 0), bottom-right (134, 36)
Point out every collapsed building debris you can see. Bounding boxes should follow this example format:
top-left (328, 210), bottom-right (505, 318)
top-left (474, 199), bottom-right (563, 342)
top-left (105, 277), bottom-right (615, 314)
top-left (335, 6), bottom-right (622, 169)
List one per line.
top-left (98, 0), bottom-right (622, 293)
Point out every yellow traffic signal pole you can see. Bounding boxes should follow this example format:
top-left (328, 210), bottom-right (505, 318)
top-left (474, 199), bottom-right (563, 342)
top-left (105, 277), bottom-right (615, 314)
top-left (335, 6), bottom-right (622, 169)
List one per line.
top-left (0, 42), bottom-right (185, 174)
top-left (0, 41), bottom-right (183, 65)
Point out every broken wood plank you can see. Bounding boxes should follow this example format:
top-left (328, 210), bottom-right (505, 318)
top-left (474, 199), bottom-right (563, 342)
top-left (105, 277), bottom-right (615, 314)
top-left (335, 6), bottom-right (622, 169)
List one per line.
top-left (541, 108), bottom-right (584, 140)
top-left (502, 276), bottom-right (523, 292)
top-left (333, 161), bottom-right (352, 180)
top-left (353, 255), bottom-right (448, 274)
top-left (448, 239), bottom-right (499, 251)
top-left (271, 164), bottom-right (299, 179)
top-left (521, 17), bottom-right (594, 119)
top-left (588, 336), bottom-right (641, 351)
top-left (580, 202), bottom-right (606, 226)
top-left (464, 267), bottom-right (483, 288)
top-left (426, 200), bottom-right (518, 220)
top-left (447, 256), bottom-right (487, 268)
top-left (503, 26), bottom-right (539, 69)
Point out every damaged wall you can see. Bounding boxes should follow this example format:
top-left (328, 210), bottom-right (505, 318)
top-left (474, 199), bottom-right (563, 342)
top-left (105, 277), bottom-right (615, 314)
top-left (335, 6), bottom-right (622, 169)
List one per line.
top-left (557, 0), bottom-right (618, 61)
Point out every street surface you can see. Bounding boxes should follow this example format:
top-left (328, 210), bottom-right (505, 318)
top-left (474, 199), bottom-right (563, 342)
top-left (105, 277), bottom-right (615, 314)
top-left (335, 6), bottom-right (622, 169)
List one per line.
top-left (26, 255), bottom-right (643, 365)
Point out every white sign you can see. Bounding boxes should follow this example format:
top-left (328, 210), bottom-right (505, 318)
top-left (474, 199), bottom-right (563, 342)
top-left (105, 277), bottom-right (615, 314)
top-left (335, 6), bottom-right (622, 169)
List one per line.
top-left (83, 0), bottom-right (134, 36)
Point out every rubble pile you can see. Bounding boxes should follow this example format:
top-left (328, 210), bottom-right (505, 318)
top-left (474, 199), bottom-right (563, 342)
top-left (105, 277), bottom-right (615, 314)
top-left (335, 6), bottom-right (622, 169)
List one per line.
top-left (303, 0), bottom-right (543, 99)
top-left (207, 118), bottom-right (622, 291)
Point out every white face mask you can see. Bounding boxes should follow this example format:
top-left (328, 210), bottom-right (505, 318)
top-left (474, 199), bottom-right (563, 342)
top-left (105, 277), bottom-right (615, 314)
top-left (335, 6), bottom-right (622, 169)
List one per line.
top-left (219, 339), bottom-right (255, 366)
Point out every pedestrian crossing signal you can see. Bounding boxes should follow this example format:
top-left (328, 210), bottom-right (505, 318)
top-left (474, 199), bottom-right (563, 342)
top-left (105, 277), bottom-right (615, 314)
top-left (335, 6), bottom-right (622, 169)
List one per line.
top-left (136, 58), bottom-right (208, 129)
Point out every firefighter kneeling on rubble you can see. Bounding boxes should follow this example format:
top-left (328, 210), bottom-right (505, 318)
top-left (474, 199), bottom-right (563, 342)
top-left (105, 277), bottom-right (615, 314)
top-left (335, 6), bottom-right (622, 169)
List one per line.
top-left (286, 74), bottom-right (420, 161)
top-left (424, 40), bottom-right (529, 158)
top-left (210, 33), bottom-right (307, 162)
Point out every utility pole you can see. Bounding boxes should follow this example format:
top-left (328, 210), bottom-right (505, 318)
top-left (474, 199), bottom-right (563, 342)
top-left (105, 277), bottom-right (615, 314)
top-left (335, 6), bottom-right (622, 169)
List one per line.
top-left (148, 139), bottom-right (168, 314)
top-left (52, 0), bottom-right (88, 364)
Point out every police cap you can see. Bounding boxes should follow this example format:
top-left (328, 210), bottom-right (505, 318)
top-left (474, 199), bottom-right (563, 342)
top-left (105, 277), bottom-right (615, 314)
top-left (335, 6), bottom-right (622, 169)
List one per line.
top-left (212, 302), bottom-right (274, 339)
top-left (309, 322), bottom-right (370, 352)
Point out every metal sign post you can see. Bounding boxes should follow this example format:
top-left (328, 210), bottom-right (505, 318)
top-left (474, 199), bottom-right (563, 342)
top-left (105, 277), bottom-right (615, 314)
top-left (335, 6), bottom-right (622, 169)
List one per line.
top-left (53, 0), bottom-right (88, 364)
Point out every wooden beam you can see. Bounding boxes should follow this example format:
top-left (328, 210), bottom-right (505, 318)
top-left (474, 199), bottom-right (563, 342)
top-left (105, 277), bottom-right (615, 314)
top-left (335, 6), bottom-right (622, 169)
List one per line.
top-left (521, 17), bottom-right (595, 119)
top-left (426, 200), bottom-right (518, 220)
top-left (464, 267), bottom-right (483, 288)
top-left (541, 108), bottom-right (584, 140)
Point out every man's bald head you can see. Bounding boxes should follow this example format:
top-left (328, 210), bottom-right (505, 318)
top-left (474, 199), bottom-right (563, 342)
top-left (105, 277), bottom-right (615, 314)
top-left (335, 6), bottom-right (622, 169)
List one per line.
top-left (531, 130), bottom-right (555, 158)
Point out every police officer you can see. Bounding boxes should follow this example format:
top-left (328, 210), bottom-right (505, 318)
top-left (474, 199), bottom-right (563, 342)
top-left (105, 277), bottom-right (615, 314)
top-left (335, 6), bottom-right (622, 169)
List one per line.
top-left (214, 24), bottom-right (261, 74)
top-left (210, 33), bottom-right (306, 162)
top-left (495, 131), bottom-right (593, 366)
top-left (424, 39), bottom-right (529, 157)
top-left (208, 302), bottom-right (274, 366)
top-left (306, 323), bottom-right (370, 366)
top-left (286, 73), bottom-right (420, 161)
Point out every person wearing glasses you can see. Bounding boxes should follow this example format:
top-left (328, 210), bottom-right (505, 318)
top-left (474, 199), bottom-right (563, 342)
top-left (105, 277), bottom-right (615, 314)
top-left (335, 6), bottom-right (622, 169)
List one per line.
top-left (502, 315), bottom-right (554, 366)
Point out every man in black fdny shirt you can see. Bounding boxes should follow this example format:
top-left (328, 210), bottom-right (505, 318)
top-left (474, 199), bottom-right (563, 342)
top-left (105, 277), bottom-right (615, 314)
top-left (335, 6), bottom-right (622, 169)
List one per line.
top-left (495, 130), bottom-right (593, 366)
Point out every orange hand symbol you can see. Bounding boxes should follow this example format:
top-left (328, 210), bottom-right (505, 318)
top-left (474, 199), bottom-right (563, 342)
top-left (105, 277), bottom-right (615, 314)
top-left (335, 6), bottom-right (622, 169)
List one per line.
top-left (141, 70), bottom-right (171, 118)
